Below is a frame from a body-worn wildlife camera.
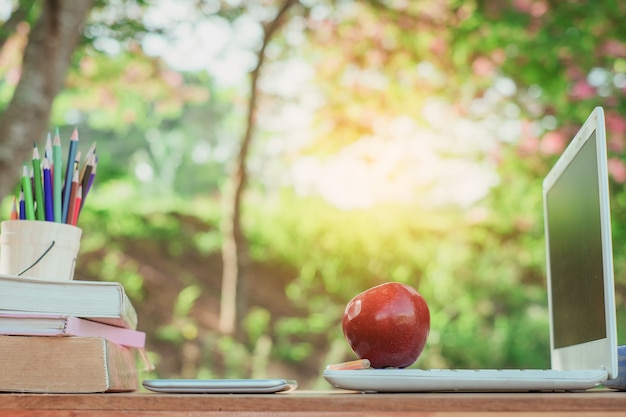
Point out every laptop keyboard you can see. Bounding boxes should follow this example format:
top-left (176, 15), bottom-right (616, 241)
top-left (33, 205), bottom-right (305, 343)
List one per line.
top-left (372, 368), bottom-right (605, 379)
top-left (323, 367), bottom-right (610, 392)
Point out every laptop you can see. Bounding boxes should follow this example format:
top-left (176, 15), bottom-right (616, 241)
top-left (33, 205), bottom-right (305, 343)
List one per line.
top-left (324, 107), bottom-right (619, 392)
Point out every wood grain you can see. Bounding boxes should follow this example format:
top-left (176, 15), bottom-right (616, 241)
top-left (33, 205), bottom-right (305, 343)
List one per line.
top-left (0, 390), bottom-right (625, 416)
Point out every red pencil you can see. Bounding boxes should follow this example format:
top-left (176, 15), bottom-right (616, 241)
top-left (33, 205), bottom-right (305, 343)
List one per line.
top-left (71, 185), bottom-right (82, 226)
top-left (65, 169), bottom-right (79, 225)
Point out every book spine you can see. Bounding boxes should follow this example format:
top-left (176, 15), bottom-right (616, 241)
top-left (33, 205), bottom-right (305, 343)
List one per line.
top-left (0, 276), bottom-right (138, 330)
top-left (101, 338), bottom-right (139, 392)
top-left (0, 336), bottom-right (138, 393)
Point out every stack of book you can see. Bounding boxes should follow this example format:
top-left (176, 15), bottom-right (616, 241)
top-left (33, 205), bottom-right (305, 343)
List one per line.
top-left (0, 274), bottom-right (146, 393)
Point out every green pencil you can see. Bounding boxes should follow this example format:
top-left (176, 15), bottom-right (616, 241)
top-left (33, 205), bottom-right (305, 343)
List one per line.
top-left (32, 143), bottom-right (45, 221)
top-left (21, 164), bottom-right (35, 220)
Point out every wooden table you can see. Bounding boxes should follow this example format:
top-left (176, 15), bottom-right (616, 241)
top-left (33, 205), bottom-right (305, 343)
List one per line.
top-left (1, 390), bottom-right (626, 416)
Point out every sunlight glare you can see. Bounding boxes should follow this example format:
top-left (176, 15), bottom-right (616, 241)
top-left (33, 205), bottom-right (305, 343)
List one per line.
top-left (0, 1), bottom-right (12, 21)
top-left (143, 1), bottom-right (251, 87)
top-left (140, 0), bottom-right (509, 211)
top-left (290, 112), bottom-right (500, 210)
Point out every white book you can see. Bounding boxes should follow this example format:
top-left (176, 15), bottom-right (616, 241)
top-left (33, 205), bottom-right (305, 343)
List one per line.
top-left (0, 313), bottom-right (145, 348)
top-left (0, 274), bottom-right (137, 329)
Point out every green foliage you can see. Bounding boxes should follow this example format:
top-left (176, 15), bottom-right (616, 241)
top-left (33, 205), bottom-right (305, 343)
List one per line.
top-left (243, 307), bottom-right (271, 346)
top-left (174, 285), bottom-right (202, 317)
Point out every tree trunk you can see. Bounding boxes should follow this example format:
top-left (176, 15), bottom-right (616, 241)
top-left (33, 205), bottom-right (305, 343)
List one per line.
top-left (218, 0), bottom-right (299, 335)
top-left (0, 0), bottom-right (94, 200)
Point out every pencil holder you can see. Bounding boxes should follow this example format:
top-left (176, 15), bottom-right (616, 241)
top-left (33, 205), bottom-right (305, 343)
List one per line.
top-left (0, 220), bottom-right (82, 281)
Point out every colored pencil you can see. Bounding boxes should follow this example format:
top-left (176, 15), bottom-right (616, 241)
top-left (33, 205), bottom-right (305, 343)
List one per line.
top-left (31, 144), bottom-right (45, 221)
top-left (21, 164), bottom-right (35, 220)
top-left (18, 192), bottom-right (25, 220)
top-left (52, 130), bottom-right (63, 223)
top-left (61, 128), bottom-right (78, 223)
top-left (71, 185), bottom-right (82, 226)
top-left (81, 154), bottom-right (97, 210)
top-left (10, 196), bottom-right (18, 220)
top-left (44, 133), bottom-right (52, 161)
top-left (66, 169), bottom-right (79, 225)
top-left (8, 128), bottom-right (97, 223)
top-left (73, 150), bottom-right (81, 173)
top-left (80, 141), bottom-right (96, 180)
top-left (42, 158), bottom-right (54, 221)
top-left (80, 153), bottom-right (94, 206)
top-left (45, 133), bottom-right (53, 196)
top-left (80, 154), bottom-right (93, 188)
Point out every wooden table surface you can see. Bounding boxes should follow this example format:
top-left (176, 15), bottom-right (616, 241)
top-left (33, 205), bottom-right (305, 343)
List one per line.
top-left (1, 390), bottom-right (626, 417)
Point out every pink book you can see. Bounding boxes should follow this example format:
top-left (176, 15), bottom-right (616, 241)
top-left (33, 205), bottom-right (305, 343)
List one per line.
top-left (0, 313), bottom-right (146, 348)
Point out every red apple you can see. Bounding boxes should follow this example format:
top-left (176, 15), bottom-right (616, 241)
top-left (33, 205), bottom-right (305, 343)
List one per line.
top-left (342, 282), bottom-right (430, 369)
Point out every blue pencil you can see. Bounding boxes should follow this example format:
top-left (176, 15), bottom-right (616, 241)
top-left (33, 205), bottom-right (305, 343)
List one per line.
top-left (42, 158), bottom-right (54, 221)
top-left (61, 128), bottom-right (79, 223)
top-left (18, 191), bottom-right (25, 220)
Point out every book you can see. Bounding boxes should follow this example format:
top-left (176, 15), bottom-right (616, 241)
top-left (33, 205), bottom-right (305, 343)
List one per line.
top-left (0, 313), bottom-right (146, 348)
top-left (0, 335), bottom-right (138, 393)
top-left (0, 274), bottom-right (137, 329)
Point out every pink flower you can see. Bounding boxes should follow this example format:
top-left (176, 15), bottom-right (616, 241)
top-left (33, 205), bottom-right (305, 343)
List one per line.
top-left (518, 136), bottom-right (540, 156)
top-left (540, 131), bottom-right (567, 155)
top-left (570, 80), bottom-right (596, 100)
top-left (608, 158), bottom-right (626, 183)
top-left (602, 40), bottom-right (626, 58)
top-left (472, 57), bottom-right (494, 77)
top-left (606, 112), bottom-right (626, 134)
top-left (608, 134), bottom-right (625, 153)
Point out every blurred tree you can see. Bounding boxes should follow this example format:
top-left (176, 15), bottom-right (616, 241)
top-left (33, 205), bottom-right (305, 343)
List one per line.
top-left (218, 0), bottom-right (300, 335)
top-left (0, 0), bottom-right (94, 199)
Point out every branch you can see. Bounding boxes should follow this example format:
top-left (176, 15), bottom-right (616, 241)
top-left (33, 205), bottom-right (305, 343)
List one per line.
top-left (219, 0), bottom-right (299, 334)
top-left (242, 0), bottom-right (298, 176)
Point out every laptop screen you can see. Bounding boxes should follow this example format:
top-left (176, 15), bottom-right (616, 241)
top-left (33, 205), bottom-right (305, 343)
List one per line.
top-left (545, 131), bottom-right (606, 349)
top-left (544, 107), bottom-right (617, 376)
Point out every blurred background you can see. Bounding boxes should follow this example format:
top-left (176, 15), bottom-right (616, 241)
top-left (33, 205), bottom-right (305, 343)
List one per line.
top-left (1, 0), bottom-right (626, 389)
